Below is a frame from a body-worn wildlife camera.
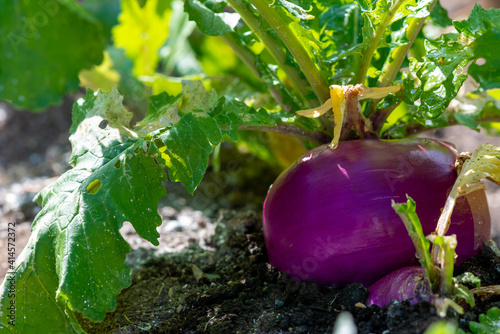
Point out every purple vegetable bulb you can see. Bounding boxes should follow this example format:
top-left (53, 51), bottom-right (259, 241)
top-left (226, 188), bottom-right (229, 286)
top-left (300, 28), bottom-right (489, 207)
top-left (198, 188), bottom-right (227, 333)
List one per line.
top-left (262, 139), bottom-right (490, 287)
top-left (367, 266), bottom-right (429, 306)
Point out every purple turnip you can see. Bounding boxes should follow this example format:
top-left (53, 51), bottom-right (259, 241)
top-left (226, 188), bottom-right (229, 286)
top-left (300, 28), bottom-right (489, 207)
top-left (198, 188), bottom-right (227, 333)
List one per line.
top-left (262, 139), bottom-right (490, 287)
top-left (367, 266), bottom-right (428, 306)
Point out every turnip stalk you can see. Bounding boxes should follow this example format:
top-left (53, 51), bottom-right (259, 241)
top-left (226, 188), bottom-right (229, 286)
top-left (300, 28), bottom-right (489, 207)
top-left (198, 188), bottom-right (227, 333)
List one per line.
top-left (392, 197), bottom-right (436, 287)
top-left (370, 196), bottom-right (474, 316)
top-left (436, 143), bottom-right (500, 236)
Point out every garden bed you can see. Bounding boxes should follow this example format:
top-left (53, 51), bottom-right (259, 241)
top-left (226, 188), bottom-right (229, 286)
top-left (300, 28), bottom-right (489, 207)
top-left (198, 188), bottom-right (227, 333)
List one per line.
top-left (1, 101), bottom-right (500, 334)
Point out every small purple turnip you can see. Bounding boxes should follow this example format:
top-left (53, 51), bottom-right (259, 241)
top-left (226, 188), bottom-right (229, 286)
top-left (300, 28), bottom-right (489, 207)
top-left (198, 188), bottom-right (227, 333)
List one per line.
top-left (367, 266), bottom-right (429, 306)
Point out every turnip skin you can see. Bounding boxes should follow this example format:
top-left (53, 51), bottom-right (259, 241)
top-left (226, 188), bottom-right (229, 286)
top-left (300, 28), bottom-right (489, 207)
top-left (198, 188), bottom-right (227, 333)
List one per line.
top-left (262, 139), bottom-right (490, 287)
top-left (366, 266), bottom-right (428, 306)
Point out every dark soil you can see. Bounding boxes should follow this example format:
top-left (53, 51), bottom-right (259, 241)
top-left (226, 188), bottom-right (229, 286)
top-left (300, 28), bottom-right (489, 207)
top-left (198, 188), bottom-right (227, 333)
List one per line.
top-left (75, 205), bottom-right (500, 334)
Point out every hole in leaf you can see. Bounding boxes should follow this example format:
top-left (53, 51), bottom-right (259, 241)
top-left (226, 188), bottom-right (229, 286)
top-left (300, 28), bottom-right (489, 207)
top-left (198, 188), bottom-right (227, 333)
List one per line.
top-left (99, 119), bottom-right (108, 129)
top-left (476, 58), bottom-right (486, 66)
top-left (154, 139), bottom-right (165, 149)
top-left (87, 179), bottom-right (101, 194)
top-left (114, 160), bottom-right (121, 169)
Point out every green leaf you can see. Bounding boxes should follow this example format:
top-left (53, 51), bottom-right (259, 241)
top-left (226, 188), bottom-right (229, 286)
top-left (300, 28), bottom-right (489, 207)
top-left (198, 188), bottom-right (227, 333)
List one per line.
top-left (269, 0), bottom-right (324, 60)
top-left (135, 91), bottom-right (182, 131)
top-left (1, 81), bottom-right (279, 331)
top-left (453, 272), bottom-right (481, 308)
top-left (453, 4), bottom-right (500, 38)
top-left (402, 34), bottom-right (474, 118)
top-left (80, 0), bottom-right (121, 38)
top-left (112, 0), bottom-right (171, 76)
top-left (0, 0), bottom-right (106, 110)
top-left (429, 0), bottom-right (452, 28)
top-left (152, 80), bottom-right (276, 193)
top-left (452, 282), bottom-right (475, 308)
top-left (179, 79), bottom-right (218, 114)
top-left (0, 88), bottom-right (167, 333)
top-left (391, 195), bottom-right (434, 281)
top-left (454, 5), bottom-right (500, 90)
top-left (155, 113), bottom-right (221, 193)
top-left (184, 0), bottom-right (240, 36)
top-left (160, 0), bottom-right (201, 76)
top-left (454, 111), bottom-right (479, 130)
top-left (469, 307), bottom-right (500, 334)
top-left (469, 27), bottom-right (500, 90)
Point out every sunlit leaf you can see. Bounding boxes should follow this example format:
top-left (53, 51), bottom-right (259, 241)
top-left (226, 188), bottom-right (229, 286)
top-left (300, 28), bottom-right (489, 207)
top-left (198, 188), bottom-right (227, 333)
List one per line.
top-left (79, 51), bottom-right (121, 91)
top-left (184, 0), bottom-right (240, 36)
top-left (0, 0), bottom-right (106, 110)
top-left (113, 0), bottom-right (171, 76)
top-left (436, 143), bottom-right (500, 236)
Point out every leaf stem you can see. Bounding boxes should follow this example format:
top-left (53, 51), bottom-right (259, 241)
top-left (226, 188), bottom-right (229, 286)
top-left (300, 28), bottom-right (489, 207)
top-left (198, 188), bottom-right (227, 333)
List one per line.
top-left (355, 0), bottom-right (406, 84)
top-left (248, 0), bottom-right (330, 104)
top-left (226, 0), bottom-right (310, 106)
top-left (428, 235), bottom-right (457, 295)
top-left (392, 197), bottom-right (435, 284)
top-left (377, 0), bottom-right (438, 87)
top-left (238, 123), bottom-right (331, 144)
top-left (370, 1), bottom-right (438, 133)
top-left (220, 33), bottom-right (289, 110)
top-left (382, 112), bottom-right (500, 139)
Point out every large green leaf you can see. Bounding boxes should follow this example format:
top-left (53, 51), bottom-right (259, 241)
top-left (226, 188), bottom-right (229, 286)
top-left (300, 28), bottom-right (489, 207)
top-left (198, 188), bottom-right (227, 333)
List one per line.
top-left (453, 5), bottom-right (500, 91)
top-left (0, 0), bottom-right (106, 110)
top-left (399, 5), bottom-right (500, 121)
top-left (402, 34), bottom-right (473, 118)
top-left (469, 23), bottom-right (500, 91)
top-left (0, 83), bottom-right (277, 332)
top-left (0, 88), bottom-right (167, 333)
top-left (80, 0), bottom-right (121, 38)
top-left (453, 4), bottom-right (500, 38)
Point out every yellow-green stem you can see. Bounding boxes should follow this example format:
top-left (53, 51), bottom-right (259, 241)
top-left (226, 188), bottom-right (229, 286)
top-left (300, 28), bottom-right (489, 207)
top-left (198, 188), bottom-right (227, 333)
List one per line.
top-left (220, 34), bottom-right (288, 110)
top-left (377, 0), bottom-right (438, 87)
top-left (227, 0), bottom-right (310, 105)
top-left (355, 0), bottom-right (406, 84)
top-left (249, 0), bottom-right (330, 104)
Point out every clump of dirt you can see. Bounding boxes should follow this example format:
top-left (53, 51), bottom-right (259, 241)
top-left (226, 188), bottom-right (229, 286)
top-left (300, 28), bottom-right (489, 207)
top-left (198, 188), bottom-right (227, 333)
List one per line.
top-left (77, 204), bottom-right (500, 333)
